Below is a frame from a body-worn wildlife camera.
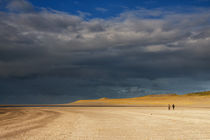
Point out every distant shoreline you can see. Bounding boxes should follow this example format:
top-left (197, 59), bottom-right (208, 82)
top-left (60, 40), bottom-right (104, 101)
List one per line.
top-left (1, 105), bottom-right (210, 109)
top-left (2, 91), bottom-right (210, 108)
top-left (0, 104), bottom-right (165, 107)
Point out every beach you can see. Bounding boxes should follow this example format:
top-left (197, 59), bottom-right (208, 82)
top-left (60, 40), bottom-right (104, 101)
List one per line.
top-left (0, 107), bottom-right (210, 140)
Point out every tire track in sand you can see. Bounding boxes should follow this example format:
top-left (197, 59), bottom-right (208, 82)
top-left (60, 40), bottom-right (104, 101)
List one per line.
top-left (0, 108), bottom-right (60, 139)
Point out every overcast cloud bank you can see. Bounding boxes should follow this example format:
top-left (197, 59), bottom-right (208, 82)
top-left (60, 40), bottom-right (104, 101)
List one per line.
top-left (0, 0), bottom-right (210, 104)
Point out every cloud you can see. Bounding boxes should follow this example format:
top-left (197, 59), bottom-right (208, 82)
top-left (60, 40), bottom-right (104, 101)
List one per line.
top-left (1, 1), bottom-right (210, 103)
top-left (0, 6), bottom-right (210, 79)
top-left (6, 0), bottom-right (34, 12)
top-left (1, 76), bottom-right (210, 104)
top-left (77, 10), bottom-right (91, 18)
top-left (95, 7), bottom-right (108, 12)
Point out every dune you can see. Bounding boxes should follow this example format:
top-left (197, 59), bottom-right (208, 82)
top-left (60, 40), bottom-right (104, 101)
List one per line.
top-left (70, 91), bottom-right (210, 107)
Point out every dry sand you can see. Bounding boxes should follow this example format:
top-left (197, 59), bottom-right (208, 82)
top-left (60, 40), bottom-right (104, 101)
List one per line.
top-left (1, 107), bottom-right (210, 140)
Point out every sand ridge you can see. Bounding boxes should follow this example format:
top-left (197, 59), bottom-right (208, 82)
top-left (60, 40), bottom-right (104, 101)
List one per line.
top-left (70, 91), bottom-right (210, 107)
top-left (0, 107), bottom-right (60, 139)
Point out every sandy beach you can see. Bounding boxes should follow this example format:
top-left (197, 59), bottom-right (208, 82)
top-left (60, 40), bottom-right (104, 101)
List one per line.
top-left (0, 107), bottom-right (210, 140)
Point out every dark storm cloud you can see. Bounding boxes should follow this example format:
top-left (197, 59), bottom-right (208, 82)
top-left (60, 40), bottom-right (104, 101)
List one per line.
top-left (0, 6), bottom-right (210, 79)
top-left (1, 76), bottom-right (210, 104)
top-left (1, 0), bottom-right (210, 104)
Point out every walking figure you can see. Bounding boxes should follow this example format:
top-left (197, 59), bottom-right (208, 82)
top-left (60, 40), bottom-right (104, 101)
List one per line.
top-left (172, 104), bottom-right (175, 110)
top-left (168, 104), bottom-right (171, 110)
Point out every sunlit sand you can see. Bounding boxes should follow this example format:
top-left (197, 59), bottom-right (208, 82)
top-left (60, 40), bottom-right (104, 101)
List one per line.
top-left (1, 92), bottom-right (210, 140)
top-left (1, 107), bottom-right (210, 140)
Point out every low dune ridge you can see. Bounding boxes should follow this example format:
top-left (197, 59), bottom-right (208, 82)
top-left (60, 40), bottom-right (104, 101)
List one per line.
top-left (70, 91), bottom-right (210, 107)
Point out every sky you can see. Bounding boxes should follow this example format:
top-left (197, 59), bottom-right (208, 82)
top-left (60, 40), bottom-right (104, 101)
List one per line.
top-left (0, 0), bottom-right (210, 104)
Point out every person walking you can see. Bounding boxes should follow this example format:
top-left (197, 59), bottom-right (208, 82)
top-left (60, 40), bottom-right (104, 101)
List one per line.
top-left (172, 104), bottom-right (175, 110)
top-left (168, 104), bottom-right (171, 110)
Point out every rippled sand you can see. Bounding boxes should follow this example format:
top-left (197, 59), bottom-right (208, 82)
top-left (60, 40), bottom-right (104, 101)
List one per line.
top-left (0, 107), bottom-right (210, 140)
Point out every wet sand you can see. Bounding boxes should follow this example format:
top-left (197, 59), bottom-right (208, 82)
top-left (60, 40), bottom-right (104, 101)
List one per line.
top-left (0, 107), bottom-right (210, 140)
